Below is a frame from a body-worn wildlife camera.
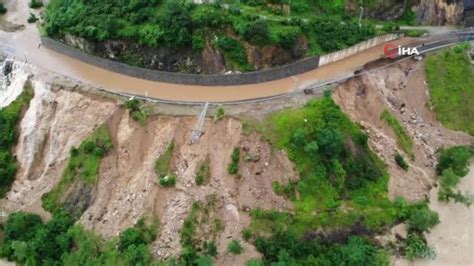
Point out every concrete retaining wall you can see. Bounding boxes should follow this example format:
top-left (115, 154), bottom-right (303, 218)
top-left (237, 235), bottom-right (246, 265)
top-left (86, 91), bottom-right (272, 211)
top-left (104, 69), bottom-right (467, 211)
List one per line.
top-left (42, 33), bottom-right (399, 86)
top-left (41, 37), bottom-right (320, 86)
top-left (318, 34), bottom-right (400, 67)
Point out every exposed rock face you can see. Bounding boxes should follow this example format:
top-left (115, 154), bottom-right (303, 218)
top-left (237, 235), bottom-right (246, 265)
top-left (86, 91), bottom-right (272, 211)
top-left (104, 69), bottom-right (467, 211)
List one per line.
top-left (346, 0), bottom-right (464, 25)
top-left (414, 0), bottom-right (464, 25)
top-left (60, 32), bottom-right (307, 74)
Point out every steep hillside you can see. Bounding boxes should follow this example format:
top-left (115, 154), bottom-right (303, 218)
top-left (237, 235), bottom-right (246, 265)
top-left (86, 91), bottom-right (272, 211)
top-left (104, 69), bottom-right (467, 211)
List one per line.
top-left (0, 53), bottom-right (473, 265)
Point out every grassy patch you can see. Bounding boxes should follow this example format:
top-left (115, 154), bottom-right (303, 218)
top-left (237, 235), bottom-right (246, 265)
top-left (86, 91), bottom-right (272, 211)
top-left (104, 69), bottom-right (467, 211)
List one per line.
top-left (381, 109), bottom-right (414, 159)
top-left (425, 44), bottom-right (474, 135)
top-left (42, 124), bottom-right (113, 215)
top-left (227, 147), bottom-right (240, 175)
top-left (195, 157), bottom-right (211, 186)
top-left (154, 140), bottom-right (175, 178)
top-left (0, 83), bottom-right (34, 198)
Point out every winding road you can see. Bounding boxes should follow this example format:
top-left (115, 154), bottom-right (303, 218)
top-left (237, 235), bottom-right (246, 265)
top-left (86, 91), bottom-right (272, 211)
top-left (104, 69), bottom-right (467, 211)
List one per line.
top-left (1, 0), bottom-right (474, 104)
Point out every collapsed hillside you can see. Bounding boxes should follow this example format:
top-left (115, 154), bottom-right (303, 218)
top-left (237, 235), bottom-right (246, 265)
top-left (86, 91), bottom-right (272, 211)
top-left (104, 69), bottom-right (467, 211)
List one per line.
top-left (0, 51), bottom-right (473, 265)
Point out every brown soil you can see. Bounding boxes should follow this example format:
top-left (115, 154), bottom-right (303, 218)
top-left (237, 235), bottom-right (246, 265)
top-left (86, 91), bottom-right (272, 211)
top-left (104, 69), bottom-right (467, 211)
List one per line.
top-left (333, 58), bottom-right (473, 201)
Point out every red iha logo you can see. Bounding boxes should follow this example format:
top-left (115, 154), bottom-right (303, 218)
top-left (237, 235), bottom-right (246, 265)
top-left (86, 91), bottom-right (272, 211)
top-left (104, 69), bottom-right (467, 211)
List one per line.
top-left (384, 44), bottom-right (420, 59)
top-left (384, 43), bottom-right (398, 59)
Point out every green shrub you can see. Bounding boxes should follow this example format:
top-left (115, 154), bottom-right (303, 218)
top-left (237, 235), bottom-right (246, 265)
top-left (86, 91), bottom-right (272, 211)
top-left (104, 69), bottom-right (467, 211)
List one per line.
top-left (159, 174), bottom-right (176, 187)
top-left (124, 99), bottom-right (148, 124)
top-left (29, 0), bottom-right (43, 9)
top-left (228, 147), bottom-right (240, 175)
top-left (406, 203), bottom-right (439, 233)
top-left (215, 107), bottom-right (225, 120)
top-left (436, 146), bottom-right (472, 176)
top-left (395, 153), bottom-right (409, 171)
top-left (227, 240), bottom-right (243, 255)
top-left (242, 228), bottom-right (252, 241)
top-left (206, 241), bottom-right (218, 257)
top-left (27, 13), bottom-right (38, 23)
top-left (436, 146), bottom-right (473, 204)
top-left (215, 35), bottom-right (252, 71)
top-left (0, 3), bottom-right (7, 14)
top-left (404, 233), bottom-right (436, 260)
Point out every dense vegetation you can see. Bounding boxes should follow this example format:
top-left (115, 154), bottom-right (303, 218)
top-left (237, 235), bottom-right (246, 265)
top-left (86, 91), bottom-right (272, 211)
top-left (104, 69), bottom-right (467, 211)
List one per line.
top-left (0, 83), bottom-right (34, 198)
top-left (42, 124), bottom-right (113, 219)
top-left (436, 145), bottom-right (473, 205)
top-left (242, 93), bottom-right (438, 264)
top-left (426, 44), bottom-right (474, 135)
top-left (380, 109), bottom-right (414, 159)
top-left (0, 212), bottom-right (158, 265)
top-left (44, 0), bottom-right (377, 72)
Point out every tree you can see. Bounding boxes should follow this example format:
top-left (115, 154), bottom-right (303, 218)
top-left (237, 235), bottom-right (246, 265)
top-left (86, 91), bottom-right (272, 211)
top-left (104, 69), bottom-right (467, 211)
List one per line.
top-left (316, 128), bottom-right (344, 159)
top-left (3, 212), bottom-right (43, 243)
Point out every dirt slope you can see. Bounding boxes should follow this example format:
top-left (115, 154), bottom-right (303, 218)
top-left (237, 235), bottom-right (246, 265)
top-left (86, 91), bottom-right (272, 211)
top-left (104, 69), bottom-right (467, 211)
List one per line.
top-left (0, 74), bottom-right (296, 261)
top-left (333, 58), bottom-right (473, 201)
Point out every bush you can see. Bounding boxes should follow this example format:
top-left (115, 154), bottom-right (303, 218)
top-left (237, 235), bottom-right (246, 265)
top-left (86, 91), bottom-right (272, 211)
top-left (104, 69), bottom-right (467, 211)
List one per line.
top-left (404, 233), bottom-right (436, 260)
top-left (124, 99), bottom-right (148, 124)
top-left (407, 203), bottom-right (439, 233)
top-left (0, 3), bottom-right (6, 14)
top-left (159, 174), bottom-right (176, 187)
top-left (29, 0), bottom-right (43, 9)
top-left (227, 240), bottom-right (243, 255)
top-left (242, 228), bottom-right (252, 241)
top-left (215, 107), bottom-right (225, 120)
top-left (228, 147), bottom-right (240, 175)
top-left (436, 146), bottom-right (473, 204)
top-left (395, 153), bottom-right (409, 171)
top-left (436, 146), bottom-right (472, 176)
top-left (215, 35), bottom-right (252, 71)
